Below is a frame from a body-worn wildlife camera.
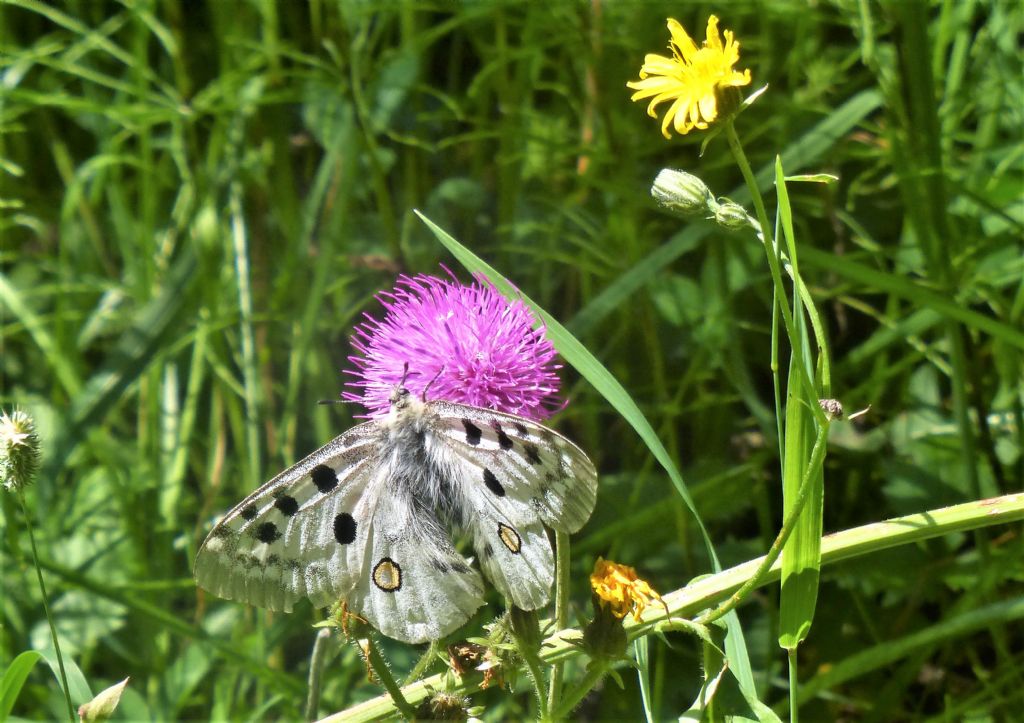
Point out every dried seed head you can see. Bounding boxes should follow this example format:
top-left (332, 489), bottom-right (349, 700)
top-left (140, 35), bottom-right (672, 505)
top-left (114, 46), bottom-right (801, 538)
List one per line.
top-left (1, 409), bottom-right (41, 493)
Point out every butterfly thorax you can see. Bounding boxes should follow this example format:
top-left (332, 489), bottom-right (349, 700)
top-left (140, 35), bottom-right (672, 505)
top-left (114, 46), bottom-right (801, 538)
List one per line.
top-left (379, 389), bottom-right (461, 527)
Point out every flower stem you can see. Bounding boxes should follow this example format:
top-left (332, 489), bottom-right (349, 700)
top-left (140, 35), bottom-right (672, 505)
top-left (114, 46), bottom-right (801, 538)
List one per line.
top-left (362, 636), bottom-right (417, 720)
top-left (18, 492), bottom-right (75, 722)
top-left (697, 423), bottom-right (829, 625)
top-left (551, 662), bottom-right (607, 720)
top-left (304, 628), bottom-right (332, 720)
top-left (723, 121), bottom-right (827, 426)
top-left (403, 640), bottom-right (439, 685)
top-left (546, 530), bottom-right (570, 713)
top-left (510, 628), bottom-right (548, 720)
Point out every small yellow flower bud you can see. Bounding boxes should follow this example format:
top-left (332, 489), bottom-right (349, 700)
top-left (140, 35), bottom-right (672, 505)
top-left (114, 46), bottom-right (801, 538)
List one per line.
top-left (1, 409), bottom-right (41, 493)
top-left (651, 169), bottom-right (715, 217)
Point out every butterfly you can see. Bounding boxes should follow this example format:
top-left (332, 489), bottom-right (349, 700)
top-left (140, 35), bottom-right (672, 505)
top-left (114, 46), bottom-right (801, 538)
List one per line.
top-left (194, 384), bottom-right (598, 644)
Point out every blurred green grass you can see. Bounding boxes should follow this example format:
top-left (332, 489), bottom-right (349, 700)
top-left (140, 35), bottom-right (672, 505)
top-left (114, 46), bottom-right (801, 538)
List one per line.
top-left (1, 0), bottom-right (1021, 720)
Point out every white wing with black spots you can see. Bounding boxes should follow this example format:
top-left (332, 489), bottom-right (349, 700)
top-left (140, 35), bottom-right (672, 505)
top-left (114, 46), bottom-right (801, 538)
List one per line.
top-left (194, 423), bottom-right (379, 612)
top-left (195, 387), bottom-right (599, 644)
top-left (344, 487), bottom-right (486, 643)
top-left (428, 401), bottom-right (598, 534)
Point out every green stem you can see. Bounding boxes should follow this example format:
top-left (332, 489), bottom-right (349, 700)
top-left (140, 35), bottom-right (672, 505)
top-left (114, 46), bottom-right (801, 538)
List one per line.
top-left (19, 492), bottom-right (75, 722)
top-left (362, 636), bottom-right (417, 720)
top-left (551, 662), bottom-right (607, 720)
top-left (517, 642), bottom-right (548, 720)
top-left (319, 493), bottom-right (1024, 722)
top-left (403, 641), bottom-right (439, 685)
top-left (697, 424), bottom-right (829, 625)
top-left (788, 647), bottom-right (800, 723)
top-left (724, 122), bottom-right (827, 427)
top-left (304, 628), bottom-right (332, 721)
top-left (546, 530), bottom-right (571, 713)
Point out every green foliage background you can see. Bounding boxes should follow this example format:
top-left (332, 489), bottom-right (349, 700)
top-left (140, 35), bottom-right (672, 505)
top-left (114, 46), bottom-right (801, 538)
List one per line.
top-left (2, 0), bottom-right (1021, 720)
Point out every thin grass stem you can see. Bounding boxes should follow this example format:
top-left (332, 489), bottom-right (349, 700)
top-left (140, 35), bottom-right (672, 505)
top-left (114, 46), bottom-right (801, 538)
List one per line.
top-left (697, 424), bottom-right (829, 626)
top-left (546, 530), bottom-right (571, 713)
top-left (18, 493), bottom-right (75, 722)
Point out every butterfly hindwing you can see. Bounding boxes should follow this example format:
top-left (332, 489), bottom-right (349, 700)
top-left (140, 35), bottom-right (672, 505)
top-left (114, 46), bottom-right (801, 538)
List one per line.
top-left (430, 401), bottom-right (599, 533)
top-left (345, 485), bottom-right (486, 644)
top-left (427, 401), bottom-right (597, 609)
top-left (194, 423), bottom-right (380, 612)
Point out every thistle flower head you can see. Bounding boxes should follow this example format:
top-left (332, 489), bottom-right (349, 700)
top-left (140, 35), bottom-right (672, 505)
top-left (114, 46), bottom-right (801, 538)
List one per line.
top-left (1, 409), bottom-right (41, 493)
top-left (628, 16), bottom-right (752, 138)
top-left (344, 270), bottom-right (563, 419)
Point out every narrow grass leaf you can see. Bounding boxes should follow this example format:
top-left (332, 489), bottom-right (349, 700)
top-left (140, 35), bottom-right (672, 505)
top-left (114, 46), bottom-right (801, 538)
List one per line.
top-left (633, 637), bottom-right (654, 723)
top-left (793, 597), bottom-right (1024, 707)
top-left (776, 167), bottom-right (825, 650)
top-left (42, 251), bottom-right (198, 478)
top-left (35, 643), bottom-right (91, 708)
top-left (416, 210), bottom-right (760, 697)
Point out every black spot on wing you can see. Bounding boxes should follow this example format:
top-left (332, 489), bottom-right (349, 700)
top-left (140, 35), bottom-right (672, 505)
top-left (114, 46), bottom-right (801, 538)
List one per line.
top-left (525, 443), bottom-right (542, 465)
top-left (255, 522), bottom-right (280, 544)
top-left (493, 423), bottom-right (513, 450)
top-left (334, 513), bottom-right (357, 544)
top-left (462, 419), bottom-right (482, 445)
top-left (241, 504), bottom-right (258, 521)
top-left (311, 464), bottom-right (338, 493)
top-left (483, 468), bottom-right (506, 497)
top-left (513, 421), bottom-right (529, 437)
top-left (274, 494), bottom-right (299, 516)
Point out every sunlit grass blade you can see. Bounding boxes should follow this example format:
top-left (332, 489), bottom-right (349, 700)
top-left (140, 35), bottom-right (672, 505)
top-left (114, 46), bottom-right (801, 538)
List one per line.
top-left (415, 210), bottom-right (760, 696)
top-left (775, 166), bottom-right (826, 653)
top-left (778, 165), bottom-right (827, 651)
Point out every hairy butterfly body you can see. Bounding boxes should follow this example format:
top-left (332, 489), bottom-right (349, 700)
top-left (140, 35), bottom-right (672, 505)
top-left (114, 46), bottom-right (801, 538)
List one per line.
top-left (194, 386), bottom-right (598, 644)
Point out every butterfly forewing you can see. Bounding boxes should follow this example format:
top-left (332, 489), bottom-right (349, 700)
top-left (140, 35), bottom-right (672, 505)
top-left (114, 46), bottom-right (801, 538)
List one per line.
top-left (194, 423), bottom-right (380, 612)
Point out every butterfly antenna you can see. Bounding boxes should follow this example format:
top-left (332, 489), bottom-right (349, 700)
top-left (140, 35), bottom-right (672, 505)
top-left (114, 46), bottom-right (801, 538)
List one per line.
top-left (318, 398), bottom-right (359, 406)
top-left (422, 366), bottom-right (445, 401)
top-left (399, 362), bottom-right (410, 388)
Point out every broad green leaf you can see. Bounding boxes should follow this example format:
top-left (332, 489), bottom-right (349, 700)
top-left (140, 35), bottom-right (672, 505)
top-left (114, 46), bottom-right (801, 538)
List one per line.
top-left (0, 651), bottom-right (43, 721)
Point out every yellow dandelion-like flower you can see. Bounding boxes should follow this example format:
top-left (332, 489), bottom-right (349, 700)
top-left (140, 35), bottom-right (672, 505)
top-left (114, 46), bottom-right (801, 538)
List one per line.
top-left (627, 16), bottom-right (752, 138)
top-left (590, 557), bottom-right (663, 621)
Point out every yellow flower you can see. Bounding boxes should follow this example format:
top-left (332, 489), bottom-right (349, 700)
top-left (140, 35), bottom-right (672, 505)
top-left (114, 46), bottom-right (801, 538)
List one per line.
top-left (627, 16), bottom-right (752, 138)
top-left (590, 557), bottom-right (663, 621)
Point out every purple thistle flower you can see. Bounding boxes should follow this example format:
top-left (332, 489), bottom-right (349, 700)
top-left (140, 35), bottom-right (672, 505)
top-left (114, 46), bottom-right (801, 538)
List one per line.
top-left (344, 270), bottom-right (564, 419)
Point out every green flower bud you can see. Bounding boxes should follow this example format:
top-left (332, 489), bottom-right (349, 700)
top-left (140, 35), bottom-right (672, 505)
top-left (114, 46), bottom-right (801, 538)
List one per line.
top-left (582, 594), bottom-right (628, 661)
top-left (713, 199), bottom-right (755, 230)
top-left (508, 606), bottom-right (541, 655)
top-left (414, 691), bottom-right (470, 721)
top-left (78, 677), bottom-right (129, 722)
top-left (651, 169), bottom-right (715, 217)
